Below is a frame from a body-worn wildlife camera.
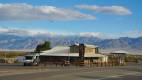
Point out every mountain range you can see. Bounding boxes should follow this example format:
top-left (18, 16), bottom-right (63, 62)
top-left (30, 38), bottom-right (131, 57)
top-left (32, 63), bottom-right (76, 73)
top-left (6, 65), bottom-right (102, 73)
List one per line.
top-left (0, 32), bottom-right (142, 53)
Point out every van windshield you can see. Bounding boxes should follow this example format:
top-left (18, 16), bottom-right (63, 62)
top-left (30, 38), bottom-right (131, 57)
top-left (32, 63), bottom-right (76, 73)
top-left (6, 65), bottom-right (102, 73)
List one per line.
top-left (25, 56), bottom-right (33, 60)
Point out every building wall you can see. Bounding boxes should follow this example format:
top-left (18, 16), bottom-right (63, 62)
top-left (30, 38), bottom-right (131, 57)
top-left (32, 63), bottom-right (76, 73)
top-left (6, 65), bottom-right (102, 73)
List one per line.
top-left (70, 45), bottom-right (79, 53)
top-left (70, 45), bottom-right (99, 54)
top-left (101, 56), bottom-right (108, 62)
top-left (85, 47), bottom-right (95, 54)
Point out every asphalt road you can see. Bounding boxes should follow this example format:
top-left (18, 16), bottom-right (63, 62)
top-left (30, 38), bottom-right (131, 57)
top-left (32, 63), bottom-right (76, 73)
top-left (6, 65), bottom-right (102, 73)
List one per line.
top-left (0, 63), bottom-right (142, 80)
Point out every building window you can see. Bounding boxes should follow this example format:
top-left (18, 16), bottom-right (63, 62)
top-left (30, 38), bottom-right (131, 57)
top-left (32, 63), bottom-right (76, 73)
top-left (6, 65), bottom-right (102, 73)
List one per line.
top-left (70, 46), bottom-right (79, 53)
top-left (95, 48), bottom-right (99, 53)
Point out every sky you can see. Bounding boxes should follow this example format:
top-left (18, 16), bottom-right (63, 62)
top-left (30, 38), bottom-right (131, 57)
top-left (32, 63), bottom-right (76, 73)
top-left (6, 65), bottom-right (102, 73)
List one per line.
top-left (0, 0), bottom-right (142, 38)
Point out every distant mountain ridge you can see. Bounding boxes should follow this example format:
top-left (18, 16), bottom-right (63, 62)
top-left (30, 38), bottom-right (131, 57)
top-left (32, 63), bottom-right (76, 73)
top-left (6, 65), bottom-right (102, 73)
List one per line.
top-left (0, 33), bottom-right (142, 53)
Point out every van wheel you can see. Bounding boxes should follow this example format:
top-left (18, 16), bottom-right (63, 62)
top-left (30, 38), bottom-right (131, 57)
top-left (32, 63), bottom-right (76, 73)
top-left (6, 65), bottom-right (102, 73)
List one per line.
top-left (23, 63), bottom-right (27, 66)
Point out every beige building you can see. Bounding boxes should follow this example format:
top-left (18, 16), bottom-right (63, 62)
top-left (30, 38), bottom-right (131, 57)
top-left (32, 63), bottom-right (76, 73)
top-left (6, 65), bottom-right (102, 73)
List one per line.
top-left (70, 44), bottom-right (99, 54)
top-left (40, 44), bottom-right (108, 66)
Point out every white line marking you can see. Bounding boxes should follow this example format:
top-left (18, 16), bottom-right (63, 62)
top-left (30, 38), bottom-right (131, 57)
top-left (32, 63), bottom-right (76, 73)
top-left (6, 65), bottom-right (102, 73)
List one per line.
top-left (94, 72), bottom-right (141, 80)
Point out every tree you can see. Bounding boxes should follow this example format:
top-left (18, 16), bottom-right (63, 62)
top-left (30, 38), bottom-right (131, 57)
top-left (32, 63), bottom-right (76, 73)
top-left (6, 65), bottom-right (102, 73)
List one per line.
top-left (35, 41), bottom-right (51, 52)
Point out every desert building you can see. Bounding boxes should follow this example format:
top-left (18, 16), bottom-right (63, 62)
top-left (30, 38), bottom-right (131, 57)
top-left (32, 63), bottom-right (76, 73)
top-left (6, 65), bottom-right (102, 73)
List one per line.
top-left (39, 44), bottom-right (108, 65)
top-left (109, 50), bottom-right (128, 66)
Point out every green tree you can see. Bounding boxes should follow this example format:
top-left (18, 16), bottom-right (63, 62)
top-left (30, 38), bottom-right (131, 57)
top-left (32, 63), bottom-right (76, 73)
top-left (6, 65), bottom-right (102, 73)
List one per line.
top-left (35, 41), bottom-right (51, 52)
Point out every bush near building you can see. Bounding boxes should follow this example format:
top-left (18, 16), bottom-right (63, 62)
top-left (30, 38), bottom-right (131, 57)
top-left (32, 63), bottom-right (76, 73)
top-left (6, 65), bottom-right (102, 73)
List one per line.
top-left (0, 51), bottom-right (26, 58)
top-left (35, 41), bottom-right (51, 52)
top-left (0, 51), bottom-right (26, 63)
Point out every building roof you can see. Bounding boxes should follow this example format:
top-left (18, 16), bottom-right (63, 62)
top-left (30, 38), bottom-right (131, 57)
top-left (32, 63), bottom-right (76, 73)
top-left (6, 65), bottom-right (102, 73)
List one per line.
top-left (85, 53), bottom-right (107, 57)
top-left (71, 43), bottom-right (98, 48)
top-left (40, 46), bottom-right (106, 58)
top-left (41, 53), bottom-right (78, 57)
top-left (85, 44), bottom-right (98, 48)
top-left (41, 52), bottom-right (107, 57)
top-left (41, 46), bottom-right (70, 54)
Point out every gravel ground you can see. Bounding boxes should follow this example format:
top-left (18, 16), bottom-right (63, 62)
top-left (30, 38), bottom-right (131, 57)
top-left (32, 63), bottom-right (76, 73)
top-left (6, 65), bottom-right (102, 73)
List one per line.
top-left (0, 63), bottom-right (142, 80)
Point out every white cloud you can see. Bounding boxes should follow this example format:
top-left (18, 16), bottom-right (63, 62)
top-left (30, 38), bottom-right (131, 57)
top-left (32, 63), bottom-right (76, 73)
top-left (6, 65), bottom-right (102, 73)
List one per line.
top-left (76, 5), bottom-right (132, 16)
top-left (115, 31), bottom-right (142, 38)
top-left (0, 27), bottom-right (49, 36)
top-left (79, 32), bottom-right (107, 38)
top-left (0, 27), bottom-right (141, 38)
top-left (0, 28), bottom-right (9, 32)
top-left (77, 31), bottom-right (142, 39)
top-left (0, 3), bottom-right (95, 21)
top-left (0, 27), bottom-right (74, 37)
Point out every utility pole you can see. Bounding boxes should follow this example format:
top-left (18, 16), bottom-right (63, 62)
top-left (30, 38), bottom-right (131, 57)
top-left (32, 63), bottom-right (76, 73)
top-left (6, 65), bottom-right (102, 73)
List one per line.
top-left (2, 48), bottom-right (7, 64)
top-left (79, 43), bottom-right (85, 66)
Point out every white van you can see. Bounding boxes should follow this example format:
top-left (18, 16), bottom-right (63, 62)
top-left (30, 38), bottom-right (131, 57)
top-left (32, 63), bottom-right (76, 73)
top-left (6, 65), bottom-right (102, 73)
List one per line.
top-left (24, 53), bottom-right (40, 66)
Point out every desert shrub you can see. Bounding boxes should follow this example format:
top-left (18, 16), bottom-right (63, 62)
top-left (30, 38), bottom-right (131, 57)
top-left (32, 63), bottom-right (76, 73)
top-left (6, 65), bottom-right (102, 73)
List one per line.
top-left (0, 51), bottom-right (26, 58)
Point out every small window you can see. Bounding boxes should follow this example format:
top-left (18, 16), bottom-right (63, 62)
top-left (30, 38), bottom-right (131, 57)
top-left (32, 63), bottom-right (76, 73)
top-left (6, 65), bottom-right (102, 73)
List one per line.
top-left (25, 56), bottom-right (33, 60)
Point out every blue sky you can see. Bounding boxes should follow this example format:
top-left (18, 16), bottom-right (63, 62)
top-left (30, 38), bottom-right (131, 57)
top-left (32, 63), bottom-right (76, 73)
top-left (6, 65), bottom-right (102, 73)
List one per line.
top-left (0, 0), bottom-right (142, 37)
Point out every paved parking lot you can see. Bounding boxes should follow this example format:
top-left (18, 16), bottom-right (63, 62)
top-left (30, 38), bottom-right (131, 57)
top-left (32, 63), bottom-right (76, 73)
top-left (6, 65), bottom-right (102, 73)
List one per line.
top-left (0, 63), bottom-right (142, 80)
